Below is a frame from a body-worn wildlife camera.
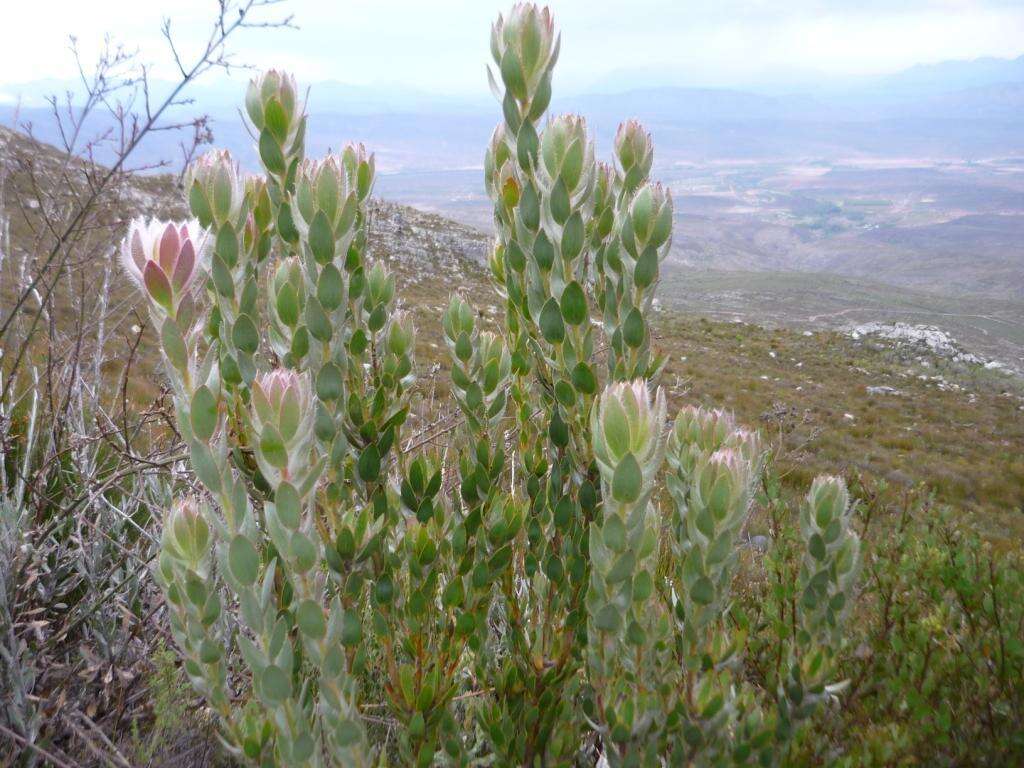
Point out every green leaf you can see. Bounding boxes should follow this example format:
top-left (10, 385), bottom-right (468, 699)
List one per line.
top-left (317, 264), bottom-right (345, 311)
top-left (554, 379), bottom-right (575, 407)
top-left (291, 531), bottom-right (317, 572)
top-left (275, 283), bottom-right (300, 327)
top-left (518, 183), bottom-right (540, 231)
top-left (633, 570), bottom-right (654, 602)
top-left (561, 137), bottom-right (584, 190)
top-left (232, 313), bottom-right (259, 354)
top-left (305, 297), bottom-right (332, 343)
top-left (261, 664), bottom-right (291, 702)
top-left (691, 576), bottom-right (715, 606)
top-left (335, 720), bottom-right (362, 747)
top-left (278, 202), bottom-right (299, 245)
top-left (603, 514), bottom-right (627, 552)
top-left (215, 223), bottom-right (239, 268)
top-left (594, 604), bottom-right (621, 633)
top-left (559, 281), bottom-right (587, 325)
top-left (260, 425), bottom-right (288, 469)
top-left (612, 453), bottom-right (643, 503)
top-left (548, 409), bottom-right (569, 448)
top-left (258, 130), bottom-right (285, 176)
top-left (602, 400), bottom-right (631, 460)
top-left (550, 178), bottom-right (571, 225)
top-left (516, 121), bottom-right (539, 170)
top-left (500, 49), bottom-right (527, 101)
top-left (561, 212), bottom-right (584, 261)
top-left (296, 599), bottom-right (326, 639)
top-left (809, 533), bottom-right (827, 562)
top-left (263, 97), bottom-right (289, 143)
top-left (199, 638), bottom-right (222, 663)
top-left (532, 230), bottom-right (554, 271)
top-left (358, 444), bottom-right (381, 482)
top-left (316, 362), bottom-right (344, 402)
top-left (188, 182), bottom-right (213, 227)
top-left (368, 305), bottom-right (387, 333)
top-left (634, 246), bottom-right (659, 288)
top-left (340, 609), bottom-right (362, 646)
top-left (539, 298), bottom-right (565, 344)
top-left (454, 331), bottom-right (473, 362)
top-left (275, 482), bottom-right (302, 529)
top-left (309, 210), bottom-right (335, 264)
top-left (189, 441), bottom-right (221, 493)
top-left (210, 253), bottom-right (234, 299)
top-left (190, 386), bottom-right (218, 442)
top-left (571, 362), bottom-right (596, 395)
top-left (622, 308), bottom-right (645, 348)
top-left (160, 318), bottom-right (188, 372)
top-left (607, 551), bottom-right (635, 583)
top-left (228, 535), bottom-right (259, 586)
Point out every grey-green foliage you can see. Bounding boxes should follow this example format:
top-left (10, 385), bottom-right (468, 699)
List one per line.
top-left (0, 501), bottom-right (40, 767)
top-left (125, 5), bottom-right (862, 766)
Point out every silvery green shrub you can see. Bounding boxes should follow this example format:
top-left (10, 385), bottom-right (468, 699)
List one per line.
top-left (122, 5), bottom-right (859, 765)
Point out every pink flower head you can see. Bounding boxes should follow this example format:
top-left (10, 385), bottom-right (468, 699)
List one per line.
top-left (118, 218), bottom-right (208, 314)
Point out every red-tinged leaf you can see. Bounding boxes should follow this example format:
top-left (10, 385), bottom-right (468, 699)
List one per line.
top-left (143, 261), bottom-right (173, 310)
top-left (172, 238), bottom-right (195, 291)
top-left (158, 222), bottom-right (180, 272)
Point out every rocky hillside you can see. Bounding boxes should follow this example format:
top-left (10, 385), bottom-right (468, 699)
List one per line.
top-left (2, 127), bottom-right (1022, 540)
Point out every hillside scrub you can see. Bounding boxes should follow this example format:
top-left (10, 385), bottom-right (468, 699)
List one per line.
top-left (1, 3), bottom-right (1022, 767)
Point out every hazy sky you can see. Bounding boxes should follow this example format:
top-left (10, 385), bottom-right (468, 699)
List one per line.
top-left (3, 0), bottom-right (1024, 94)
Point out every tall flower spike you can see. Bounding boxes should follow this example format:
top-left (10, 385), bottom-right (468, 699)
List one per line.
top-left (118, 218), bottom-right (208, 317)
top-left (614, 120), bottom-right (654, 194)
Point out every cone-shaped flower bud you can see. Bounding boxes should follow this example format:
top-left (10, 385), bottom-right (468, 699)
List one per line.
top-left (443, 295), bottom-right (476, 351)
top-left (163, 497), bottom-right (211, 569)
top-left (540, 114), bottom-right (595, 195)
top-left (184, 150), bottom-right (245, 228)
top-left (291, 153), bottom-right (365, 262)
top-left (621, 182), bottom-right (673, 258)
top-left (365, 261), bottom-right (395, 307)
top-left (245, 69), bottom-right (301, 137)
top-left (692, 448), bottom-right (753, 525)
top-left (118, 218), bottom-right (208, 318)
top-left (727, 427), bottom-right (764, 477)
top-left (667, 406), bottom-right (735, 478)
top-left (491, 3), bottom-right (559, 107)
top-left (386, 310), bottom-right (416, 359)
top-left (341, 142), bottom-right (375, 202)
top-left (249, 369), bottom-right (318, 490)
top-left (592, 380), bottom-right (667, 505)
top-left (614, 120), bottom-right (654, 193)
top-left (293, 154), bottom-right (352, 228)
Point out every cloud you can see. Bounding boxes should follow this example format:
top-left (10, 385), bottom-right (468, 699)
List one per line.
top-left (1, 0), bottom-right (1022, 94)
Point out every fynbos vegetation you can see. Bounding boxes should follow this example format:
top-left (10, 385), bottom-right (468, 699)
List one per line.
top-left (125, 6), bottom-right (862, 765)
top-left (1, 3), bottom-right (1021, 767)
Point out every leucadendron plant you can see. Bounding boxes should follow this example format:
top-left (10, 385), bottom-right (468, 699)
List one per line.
top-left (123, 5), bottom-right (860, 766)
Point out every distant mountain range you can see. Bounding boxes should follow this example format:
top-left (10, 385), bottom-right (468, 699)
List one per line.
top-left (2, 53), bottom-right (1022, 174)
